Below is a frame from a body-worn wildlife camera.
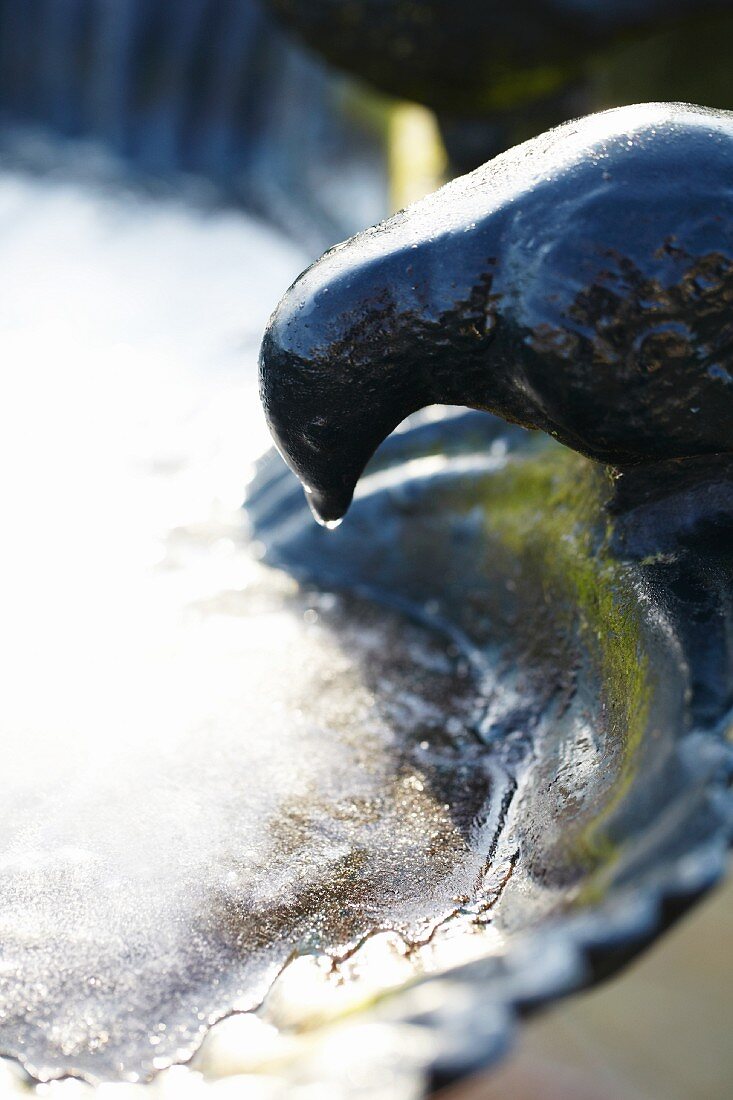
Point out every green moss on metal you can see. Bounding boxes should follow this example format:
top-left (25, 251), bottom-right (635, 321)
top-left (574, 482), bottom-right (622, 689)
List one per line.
top-left (473, 444), bottom-right (652, 886)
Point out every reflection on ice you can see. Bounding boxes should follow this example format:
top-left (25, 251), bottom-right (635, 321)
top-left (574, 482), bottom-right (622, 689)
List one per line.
top-left (0, 154), bottom-right (494, 1082)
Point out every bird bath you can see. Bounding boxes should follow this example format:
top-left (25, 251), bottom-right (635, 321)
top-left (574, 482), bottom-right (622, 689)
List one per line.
top-left (0, 7), bottom-right (731, 1100)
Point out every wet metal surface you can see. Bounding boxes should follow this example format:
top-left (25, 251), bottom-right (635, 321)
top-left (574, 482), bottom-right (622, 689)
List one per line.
top-left (0, 126), bottom-right (732, 1094)
top-left (260, 103), bottom-right (733, 524)
top-left (250, 402), bottom-right (733, 1074)
top-left (0, 150), bottom-right (502, 1084)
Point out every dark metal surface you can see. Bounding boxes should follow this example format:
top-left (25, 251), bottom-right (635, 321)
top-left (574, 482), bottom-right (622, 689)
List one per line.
top-left (260, 102), bottom-right (733, 524)
top-left (0, 3), bottom-right (730, 1092)
top-left (257, 99), bottom-right (733, 1082)
top-left (249, 407), bottom-right (733, 1088)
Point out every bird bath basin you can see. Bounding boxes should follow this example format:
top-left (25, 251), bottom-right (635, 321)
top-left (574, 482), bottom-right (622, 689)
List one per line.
top-left (0, 142), bottom-right (729, 1093)
top-left (0, 13), bottom-right (731, 1100)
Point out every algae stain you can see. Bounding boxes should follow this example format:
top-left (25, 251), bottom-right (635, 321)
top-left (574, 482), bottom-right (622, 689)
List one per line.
top-left (464, 443), bottom-right (652, 888)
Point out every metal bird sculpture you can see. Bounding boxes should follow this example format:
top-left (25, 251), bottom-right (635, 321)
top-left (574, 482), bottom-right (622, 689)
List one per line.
top-left (259, 103), bottom-right (733, 525)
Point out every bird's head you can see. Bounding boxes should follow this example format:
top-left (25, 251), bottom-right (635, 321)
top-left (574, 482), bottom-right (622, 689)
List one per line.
top-left (259, 235), bottom-right (437, 526)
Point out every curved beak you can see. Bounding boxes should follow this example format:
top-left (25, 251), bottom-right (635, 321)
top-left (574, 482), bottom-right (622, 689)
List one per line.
top-left (258, 247), bottom-right (431, 526)
top-left (259, 340), bottom-right (358, 523)
top-left (259, 325), bottom-right (421, 525)
top-left (257, 156), bottom-right (514, 526)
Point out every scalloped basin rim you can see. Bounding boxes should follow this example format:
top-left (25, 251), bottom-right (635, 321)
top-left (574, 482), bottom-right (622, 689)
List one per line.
top-left (249, 409), bottom-right (733, 1082)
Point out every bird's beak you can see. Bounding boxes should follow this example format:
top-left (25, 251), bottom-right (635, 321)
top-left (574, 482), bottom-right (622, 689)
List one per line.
top-left (258, 235), bottom-right (435, 525)
top-left (259, 322), bottom-right (422, 525)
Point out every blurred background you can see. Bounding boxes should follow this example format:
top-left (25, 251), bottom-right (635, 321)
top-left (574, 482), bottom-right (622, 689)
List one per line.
top-left (6, 1), bottom-right (733, 238)
top-left (0, 2), bottom-right (731, 1097)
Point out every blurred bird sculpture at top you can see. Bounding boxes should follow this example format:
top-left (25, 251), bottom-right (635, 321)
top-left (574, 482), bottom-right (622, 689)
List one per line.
top-left (264, 0), bottom-right (733, 170)
top-left (259, 103), bottom-right (733, 525)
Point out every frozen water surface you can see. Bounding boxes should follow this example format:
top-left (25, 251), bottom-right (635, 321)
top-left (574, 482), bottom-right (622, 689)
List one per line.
top-left (0, 153), bottom-right (493, 1082)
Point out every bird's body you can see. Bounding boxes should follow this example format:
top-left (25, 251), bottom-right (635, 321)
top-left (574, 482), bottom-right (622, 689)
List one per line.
top-left (260, 103), bottom-right (733, 524)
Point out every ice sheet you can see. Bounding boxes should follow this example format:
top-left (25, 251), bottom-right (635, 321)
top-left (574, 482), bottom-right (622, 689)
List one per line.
top-left (0, 156), bottom-right (492, 1082)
